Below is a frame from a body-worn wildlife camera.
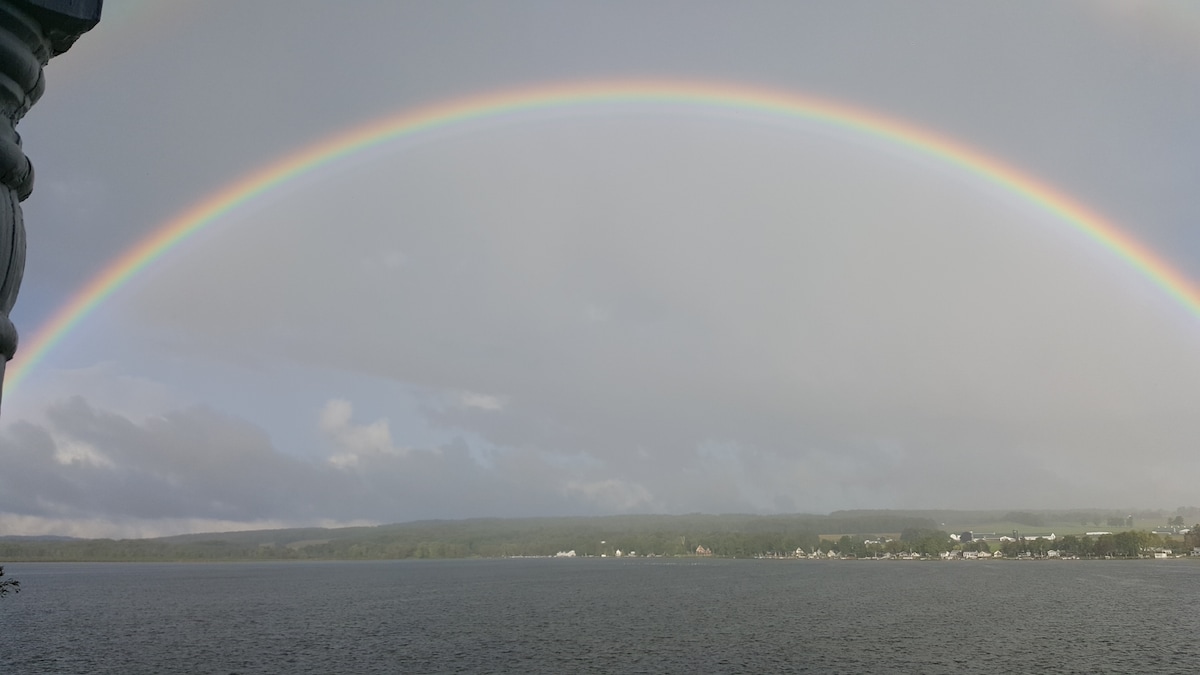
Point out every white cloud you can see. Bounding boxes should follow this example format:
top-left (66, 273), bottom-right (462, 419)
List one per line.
top-left (318, 398), bottom-right (406, 468)
top-left (14, 0), bottom-right (1200, 528)
top-left (318, 398), bottom-right (353, 433)
top-left (0, 513), bottom-right (377, 541)
top-left (0, 397), bottom-right (690, 535)
top-left (2, 362), bottom-right (192, 429)
top-left (561, 479), bottom-right (655, 512)
top-left (459, 391), bottom-right (505, 411)
top-left (50, 434), bottom-right (115, 469)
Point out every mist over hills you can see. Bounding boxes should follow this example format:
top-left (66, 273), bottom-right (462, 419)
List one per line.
top-left (2, 508), bottom-right (1196, 562)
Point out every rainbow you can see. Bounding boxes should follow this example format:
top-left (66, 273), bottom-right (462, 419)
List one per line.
top-left (6, 79), bottom-right (1198, 393)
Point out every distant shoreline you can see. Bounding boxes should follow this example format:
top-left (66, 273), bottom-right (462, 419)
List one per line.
top-left (2, 511), bottom-right (1195, 563)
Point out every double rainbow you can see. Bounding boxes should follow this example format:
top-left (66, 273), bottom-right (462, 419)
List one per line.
top-left (6, 80), bottom-right (1197, 392)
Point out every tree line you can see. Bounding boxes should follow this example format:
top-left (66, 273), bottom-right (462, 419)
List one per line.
top-left (0, 513), bottom-right (936, 562)
top-left (2, 515), bottom-right (1195, 563)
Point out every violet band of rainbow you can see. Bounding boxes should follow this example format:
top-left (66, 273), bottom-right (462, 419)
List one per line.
top-left (6, 80), bottom-right (1196, 393)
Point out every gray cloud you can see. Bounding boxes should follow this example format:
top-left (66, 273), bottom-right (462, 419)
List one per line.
top-left (4, 1), bottom-right (1200, 535)
top-left (0, 396), bottom-right (670, 535)
top-left (0, 398), bottom-right (331, 524)
top-left (125, 120), bottom-right (1200, 494)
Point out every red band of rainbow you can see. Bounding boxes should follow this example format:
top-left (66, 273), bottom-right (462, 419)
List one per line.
top-left (6, 80), bottom-right (1196, 393)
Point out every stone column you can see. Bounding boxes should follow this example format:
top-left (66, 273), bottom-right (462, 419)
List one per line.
top-left (0, 0), bottom-right (100, 410)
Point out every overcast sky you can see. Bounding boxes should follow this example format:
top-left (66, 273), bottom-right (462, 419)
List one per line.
top-left (2, 1), bottom-right (1199, 538)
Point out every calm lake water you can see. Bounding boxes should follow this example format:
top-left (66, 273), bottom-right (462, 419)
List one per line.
top-left (1, 558), bottom-right (1198, 673)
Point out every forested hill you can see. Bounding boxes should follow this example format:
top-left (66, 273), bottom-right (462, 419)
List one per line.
top-left (0, 512), bottom-right (940, 562)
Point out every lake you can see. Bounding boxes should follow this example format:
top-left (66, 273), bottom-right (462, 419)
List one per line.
top-left (1, 558), bottom-right (1197, 673)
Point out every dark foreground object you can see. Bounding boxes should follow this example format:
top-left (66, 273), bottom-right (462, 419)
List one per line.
top-left (0, 0), bottom-right (101, 409)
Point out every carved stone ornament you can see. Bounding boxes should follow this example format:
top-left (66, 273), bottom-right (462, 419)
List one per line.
top-left (0, 0), bottom-right (101, 409)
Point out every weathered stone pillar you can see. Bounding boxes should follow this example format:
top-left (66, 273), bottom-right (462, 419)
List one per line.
top-left (0, 0), bottom-right (100, 410)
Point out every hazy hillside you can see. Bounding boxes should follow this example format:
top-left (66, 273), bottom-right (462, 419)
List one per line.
top-left (2, 509), bottom-right (1194, 562)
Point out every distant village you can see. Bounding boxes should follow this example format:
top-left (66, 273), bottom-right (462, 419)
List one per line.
top-left (5, 512), bottom-right (1197, 563)
top-left (553, 525), bottom-right (1200, 561)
